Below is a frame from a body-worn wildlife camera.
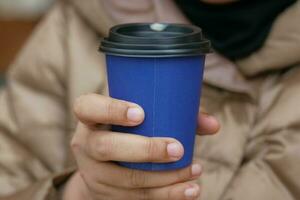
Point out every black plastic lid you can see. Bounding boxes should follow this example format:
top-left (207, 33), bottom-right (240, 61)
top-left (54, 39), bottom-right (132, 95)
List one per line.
top-left (99, 23), bottom-right (212, 57)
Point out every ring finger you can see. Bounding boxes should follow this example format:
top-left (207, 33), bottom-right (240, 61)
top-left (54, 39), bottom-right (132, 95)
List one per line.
top-left (89, 181), bottom-right (200, 200)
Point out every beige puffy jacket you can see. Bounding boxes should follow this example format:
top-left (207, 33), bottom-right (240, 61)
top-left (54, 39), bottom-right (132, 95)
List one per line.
top-left (1, 0), bottom-right (300, 199)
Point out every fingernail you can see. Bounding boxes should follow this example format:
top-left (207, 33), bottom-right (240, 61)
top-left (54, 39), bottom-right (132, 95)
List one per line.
top-left (184, 185), bottom-right (199, 199)
top-left (191, 164), bottom-right (202, 177)
top-left (207, 115), bottom-right (219, 125)
top-left (127, 107), bottom-right (144, 122)
top-left (167, 143), bottom-right (183, 159)
top-left (207, 116), bottom-right (220, 133)
top-left (201, 113), bottom-right (216, 124)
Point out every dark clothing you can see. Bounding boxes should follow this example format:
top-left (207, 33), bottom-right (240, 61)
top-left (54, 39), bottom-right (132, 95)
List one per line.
top-left (175, 0), bottom-right (297, 59)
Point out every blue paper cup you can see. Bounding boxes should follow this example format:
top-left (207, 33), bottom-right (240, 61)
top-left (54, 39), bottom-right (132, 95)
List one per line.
top-left (100, 23), bottom-right (211, 171)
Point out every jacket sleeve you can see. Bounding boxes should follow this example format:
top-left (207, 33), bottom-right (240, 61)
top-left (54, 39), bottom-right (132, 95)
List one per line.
top-left (222, 68), bottom-right (300, 200)
top-left (0, 2), bottom-right (75, 199)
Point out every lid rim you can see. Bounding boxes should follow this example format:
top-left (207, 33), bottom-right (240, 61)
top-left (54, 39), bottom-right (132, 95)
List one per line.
top-left (102, 52), bottom-right (208, 58)
top-left (101, 39), bottom-right (211, 50)
top-left (100, 23), bottom-right (212, 56)
top-left (100, 46), bottom-right (212, 56)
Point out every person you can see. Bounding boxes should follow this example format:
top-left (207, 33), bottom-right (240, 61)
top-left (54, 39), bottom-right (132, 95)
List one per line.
top-left (1, 0), bottom-right (300, 199)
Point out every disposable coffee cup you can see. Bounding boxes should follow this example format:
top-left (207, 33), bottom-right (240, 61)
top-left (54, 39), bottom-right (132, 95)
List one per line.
top-left (99, 23), bottom-right (211, 171)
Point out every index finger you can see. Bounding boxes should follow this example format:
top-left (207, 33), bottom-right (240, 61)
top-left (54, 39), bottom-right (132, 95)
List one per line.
top-left (73, 94), bottom-right (144, 126)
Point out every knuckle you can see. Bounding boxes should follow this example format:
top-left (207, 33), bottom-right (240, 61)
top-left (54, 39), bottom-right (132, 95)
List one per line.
top-left (79, 170), bottom-right (100, 195)
top-left (145, 139), bottom-right (162, 161)
top-left (78, 169), bottom-right (88, 182)
top-left (105, 99), bottom-right (128, 123)
top-left (167, 189), bottom-right (173, 200)
top-left (136, 189), bottom-right (151, 200)
top-left (70, 135), bottom-right (81, 153)
top-left (128, 169), bottom-right (147, 188)
top-left (166, 184), bottom-right (188, 200)
top-left (93, 135), bottom-right (114, 160)
top-left (88, 181), bottom-right (110, 198)
top-left (176, 168), bottom-right (191, 182)
top-left (73, 95), bottom-right (86, 117)
top-left (78, 169), bottom-right (94, 190)
top-left (106, 100), bottom-right (115, 122)
top-left (70, 123), bottom-right (87, 154)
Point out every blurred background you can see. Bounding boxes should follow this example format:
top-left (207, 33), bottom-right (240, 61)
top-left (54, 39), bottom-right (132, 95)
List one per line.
top-left (0, 0), bottom-right (55, 87)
